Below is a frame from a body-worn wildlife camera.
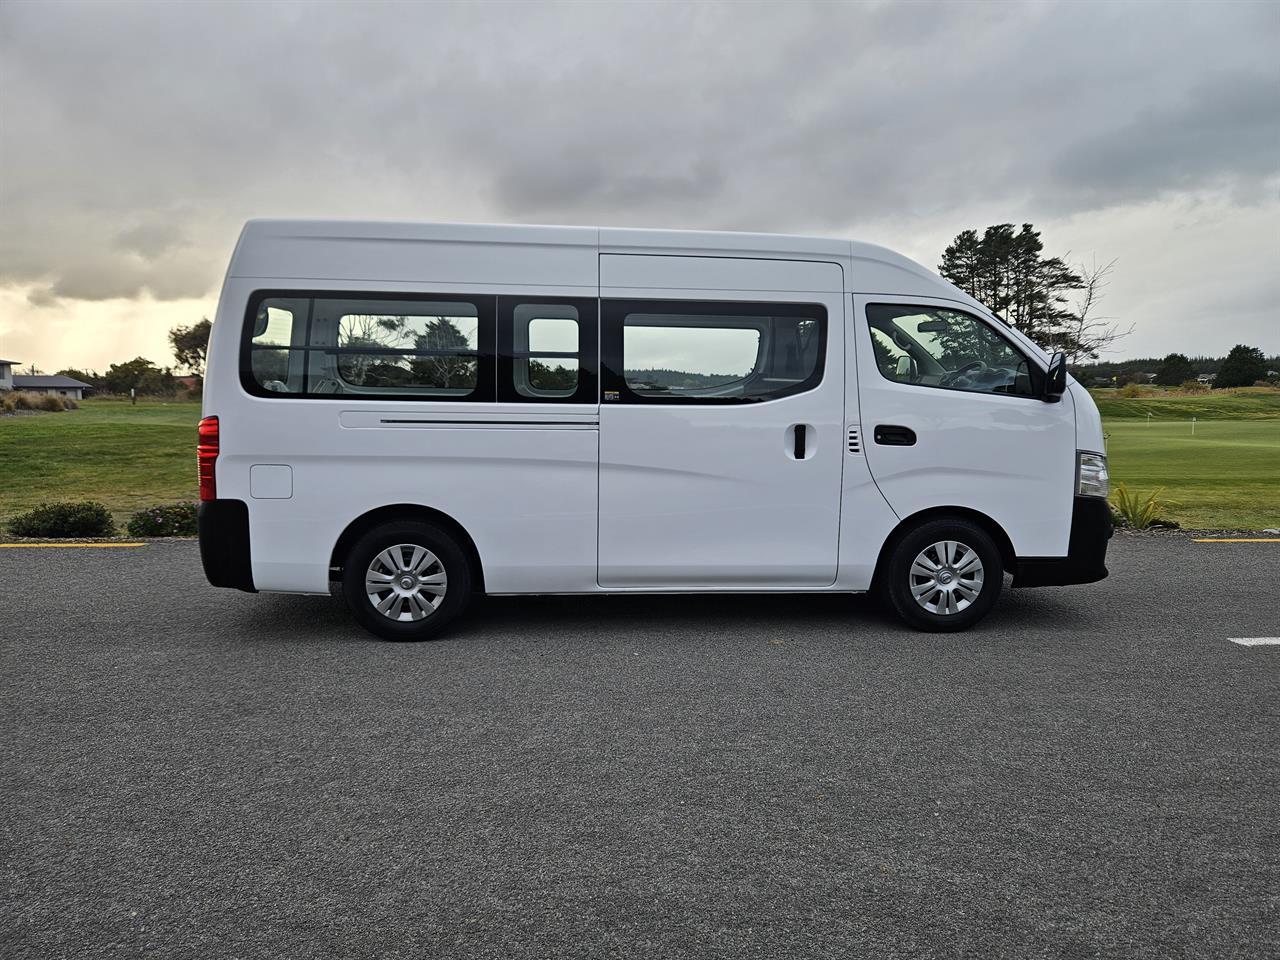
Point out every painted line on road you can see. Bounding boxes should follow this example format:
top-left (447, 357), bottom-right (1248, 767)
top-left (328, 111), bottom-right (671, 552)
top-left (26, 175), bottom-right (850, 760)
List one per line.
top-left (1193, 538), bottom-right (1280, 543)
top-left (0, 542), bottom-right (147, 549)
top-left (1229, 638), bottom-right (1280, 647)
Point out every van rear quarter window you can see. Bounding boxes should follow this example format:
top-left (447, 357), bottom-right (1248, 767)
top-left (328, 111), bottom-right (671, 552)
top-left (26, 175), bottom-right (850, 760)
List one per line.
top-left (241, 291), bottom-right (495, 400)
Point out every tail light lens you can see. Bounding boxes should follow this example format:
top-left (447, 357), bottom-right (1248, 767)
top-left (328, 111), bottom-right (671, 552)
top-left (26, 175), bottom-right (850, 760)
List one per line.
top-left (198, 416), bottom-right (219, 501)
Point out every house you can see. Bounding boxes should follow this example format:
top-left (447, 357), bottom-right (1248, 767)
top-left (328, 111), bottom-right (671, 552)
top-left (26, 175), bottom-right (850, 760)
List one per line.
top-left (1196, 373), bottom-right (1217, 385)
top-left (0, 359), bottom-right (16, 392)
top-left (10, 374), bottom-right (93, 400)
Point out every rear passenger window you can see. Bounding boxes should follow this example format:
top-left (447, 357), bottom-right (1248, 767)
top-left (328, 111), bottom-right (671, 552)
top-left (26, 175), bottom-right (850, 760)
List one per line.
top-left (601, 300), bottom-right (824, 403)
top-left (242, 292), bottom-right (495, 400)
top-left (497, 297), bottom-right (598, 403)
top-left (326, 300), bottom-right (480, 394)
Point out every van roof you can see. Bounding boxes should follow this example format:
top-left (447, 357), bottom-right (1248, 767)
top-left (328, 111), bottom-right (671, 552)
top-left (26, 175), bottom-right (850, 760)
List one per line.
top-left (229, 218), bottom-right (984, 314)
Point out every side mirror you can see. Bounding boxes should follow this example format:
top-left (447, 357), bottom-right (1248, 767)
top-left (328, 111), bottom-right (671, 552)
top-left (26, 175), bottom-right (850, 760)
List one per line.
top-left (1043, 352), bottom-right (1067, 401)
top-left (252, 307), bottom-right (270, 338)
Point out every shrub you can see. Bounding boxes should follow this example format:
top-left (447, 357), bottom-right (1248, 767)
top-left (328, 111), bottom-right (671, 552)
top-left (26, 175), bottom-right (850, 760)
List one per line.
top-left (0, 392), bottom-right (77, 413)
top-left (126, 502), bottom-right (198, 537)
top-left (8, 501), bottom-right (116, 538)
top-left (1117, 383), bottom-right (1144, 399)
top-left (1110, 484), bottom-right (1179, 530)
top-left (1179, 379), bottom-right (1209, 393)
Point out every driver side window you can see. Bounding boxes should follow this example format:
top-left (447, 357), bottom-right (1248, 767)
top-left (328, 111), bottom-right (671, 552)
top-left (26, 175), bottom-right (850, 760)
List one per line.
top-left (867, 304), bottom-right (1036, 398)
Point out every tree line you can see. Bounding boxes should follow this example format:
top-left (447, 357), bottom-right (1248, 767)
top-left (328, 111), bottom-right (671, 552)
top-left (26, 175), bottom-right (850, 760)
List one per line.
top-left (49, 320), bottom-right (211, 396)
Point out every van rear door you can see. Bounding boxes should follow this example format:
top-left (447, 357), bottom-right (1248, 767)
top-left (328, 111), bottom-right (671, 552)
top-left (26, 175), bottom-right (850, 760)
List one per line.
top-left (597, 256), bottom-right (844, 588)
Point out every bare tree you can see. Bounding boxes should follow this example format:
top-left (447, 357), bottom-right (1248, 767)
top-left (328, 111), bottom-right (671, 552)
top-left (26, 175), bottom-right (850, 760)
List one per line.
top-left (1046, 257), bottom-right (1132, 364)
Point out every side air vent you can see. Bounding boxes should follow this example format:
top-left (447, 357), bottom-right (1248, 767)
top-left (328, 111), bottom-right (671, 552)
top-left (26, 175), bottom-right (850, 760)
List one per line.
top-left (847, 426), bottom-right (862, 454)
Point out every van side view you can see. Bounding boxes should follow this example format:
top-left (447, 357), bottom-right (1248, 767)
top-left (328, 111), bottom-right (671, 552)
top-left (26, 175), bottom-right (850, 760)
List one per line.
top-left (198, 220), bottom-right (1112, 640)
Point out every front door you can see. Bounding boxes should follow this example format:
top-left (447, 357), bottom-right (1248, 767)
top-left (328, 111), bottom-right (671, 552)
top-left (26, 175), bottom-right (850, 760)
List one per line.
top-left (854, 295), bottom-right (1077, 558)
top-left (597, 255), bottom-right (845, 587)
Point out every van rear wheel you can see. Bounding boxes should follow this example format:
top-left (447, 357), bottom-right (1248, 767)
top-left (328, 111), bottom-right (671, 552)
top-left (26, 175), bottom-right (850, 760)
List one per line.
top-left (342, 521), bottom-right (471, 641)
top-left (882, 518), bottom-right (1002, 632)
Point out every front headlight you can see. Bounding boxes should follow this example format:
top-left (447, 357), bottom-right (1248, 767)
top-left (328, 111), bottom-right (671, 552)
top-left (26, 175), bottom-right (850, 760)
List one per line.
top-left (1078, 452), bottom-right (1109, 498)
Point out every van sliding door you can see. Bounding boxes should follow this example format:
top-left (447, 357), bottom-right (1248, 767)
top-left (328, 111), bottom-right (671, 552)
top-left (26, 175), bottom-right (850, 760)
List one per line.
top-left (597, 255), bottom-right (845, 588)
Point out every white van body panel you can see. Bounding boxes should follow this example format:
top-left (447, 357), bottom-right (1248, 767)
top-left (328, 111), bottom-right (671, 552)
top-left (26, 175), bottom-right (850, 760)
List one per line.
top-left (203, 220), bottom-right (1103, 598)
top-left (597, 257), bottom-right (845, 588)
top-left (231, 219), bottom-right (599, 288)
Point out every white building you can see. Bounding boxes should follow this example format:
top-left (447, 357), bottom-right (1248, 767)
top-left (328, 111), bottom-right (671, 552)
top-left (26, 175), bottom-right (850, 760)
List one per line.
top-left (0, 359), bottom-right (16, 392)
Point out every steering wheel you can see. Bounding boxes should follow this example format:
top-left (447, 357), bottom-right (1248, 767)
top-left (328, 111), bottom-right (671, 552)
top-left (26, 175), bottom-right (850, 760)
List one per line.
top-left (940, 359), bottom-right (988, 387)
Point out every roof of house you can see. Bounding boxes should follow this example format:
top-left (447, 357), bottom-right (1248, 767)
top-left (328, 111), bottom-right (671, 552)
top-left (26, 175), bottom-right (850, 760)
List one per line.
top-left (0, 359), bottom-right (20, 365)
top-left (12, 374), bottom-right (92, 389)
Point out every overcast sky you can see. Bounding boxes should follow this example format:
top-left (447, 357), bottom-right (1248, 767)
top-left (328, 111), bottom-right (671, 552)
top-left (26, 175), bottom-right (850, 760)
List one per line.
top-left (1, 0), bottom-right (1277, 372)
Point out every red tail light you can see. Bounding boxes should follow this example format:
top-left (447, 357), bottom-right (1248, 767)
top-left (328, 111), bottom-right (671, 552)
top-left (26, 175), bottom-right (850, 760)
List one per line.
top-left (198, 416), bottom-right (219, 501)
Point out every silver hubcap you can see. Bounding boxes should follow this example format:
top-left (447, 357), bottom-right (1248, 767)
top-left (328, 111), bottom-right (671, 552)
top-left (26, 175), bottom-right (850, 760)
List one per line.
top-left (909, 540), bottom-right (984, 616)
top-left (365, 544), bottom-right (447, 622)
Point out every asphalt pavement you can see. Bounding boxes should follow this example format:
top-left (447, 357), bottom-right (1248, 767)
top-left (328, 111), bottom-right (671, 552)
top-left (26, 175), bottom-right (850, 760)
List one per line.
top-left (2, 535), bottom-right (1277, 959)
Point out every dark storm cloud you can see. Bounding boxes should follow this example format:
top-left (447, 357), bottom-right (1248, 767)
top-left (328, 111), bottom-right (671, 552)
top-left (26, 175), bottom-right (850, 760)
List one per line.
top-left (0, 0), bottom-right (1276, 304)
top-left (1053, 72), bottom-right (1280, 207)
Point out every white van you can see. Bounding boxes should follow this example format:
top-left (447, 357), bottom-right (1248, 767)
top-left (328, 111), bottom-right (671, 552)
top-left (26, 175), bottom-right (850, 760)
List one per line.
top-left (199, 220), bottom-right (1112, 640)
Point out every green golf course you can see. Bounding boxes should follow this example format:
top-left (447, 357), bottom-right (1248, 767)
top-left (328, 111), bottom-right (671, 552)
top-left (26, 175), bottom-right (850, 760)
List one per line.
top-left (1, 389), bottom-right (1278, 531)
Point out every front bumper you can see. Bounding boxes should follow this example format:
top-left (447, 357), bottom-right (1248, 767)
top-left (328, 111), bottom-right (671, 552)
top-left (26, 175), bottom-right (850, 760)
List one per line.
top-left (197, 499), bottom-right (256, 592)
top-left (1013, 496), bottom-right (1112, 588)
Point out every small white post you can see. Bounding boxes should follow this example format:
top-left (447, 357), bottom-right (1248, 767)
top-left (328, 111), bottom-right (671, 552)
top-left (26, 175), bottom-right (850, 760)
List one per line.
top-left (1147, 412), bottom-right (1152, 427)
top-left (1192, 416), bottom-right (1196, 436)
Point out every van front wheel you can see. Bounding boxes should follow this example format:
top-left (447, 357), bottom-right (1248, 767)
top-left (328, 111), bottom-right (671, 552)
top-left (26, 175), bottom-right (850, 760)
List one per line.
top-left (882, 519), bottom-right (1002, 632)
top-left (342, 521), bottom-right (471, 641)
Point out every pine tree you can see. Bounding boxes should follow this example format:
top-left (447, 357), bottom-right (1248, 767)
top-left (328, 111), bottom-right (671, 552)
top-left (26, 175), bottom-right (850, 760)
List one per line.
top-left (1214, 344), bottom-right (1267, 388)
top-left (939, 223), bottom-right (1088, 353)
top-left (1154, 353), bottom-right (1195, 386)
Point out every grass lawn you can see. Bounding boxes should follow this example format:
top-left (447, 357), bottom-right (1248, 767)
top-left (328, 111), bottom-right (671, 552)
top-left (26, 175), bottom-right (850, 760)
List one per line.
top-left (1103, 420), bottom-right (1280, 529)
top-left (0, 398), bottom-right (200, 529)
top-left (1094, 388), bottom-right (1280, 529)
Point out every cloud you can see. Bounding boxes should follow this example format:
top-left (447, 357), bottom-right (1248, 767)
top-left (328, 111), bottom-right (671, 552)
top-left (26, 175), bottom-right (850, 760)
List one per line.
top-left (0, 0), bottom-right (1276, 365)
top-left (1052, 71), bottom-right (1280, 208)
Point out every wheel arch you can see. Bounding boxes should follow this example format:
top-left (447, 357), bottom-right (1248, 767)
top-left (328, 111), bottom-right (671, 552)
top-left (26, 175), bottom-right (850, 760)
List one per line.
top-left (329, 504), bottom-right (486, 594)
top-left (871, 506), bottom-right (1016, 589)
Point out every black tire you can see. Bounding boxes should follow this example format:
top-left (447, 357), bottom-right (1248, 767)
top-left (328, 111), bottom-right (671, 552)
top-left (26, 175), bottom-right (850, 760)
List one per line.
top-left (882, 518), bottom-right (1003, 632)
top-left (341, 520), bottom-right (472, 642)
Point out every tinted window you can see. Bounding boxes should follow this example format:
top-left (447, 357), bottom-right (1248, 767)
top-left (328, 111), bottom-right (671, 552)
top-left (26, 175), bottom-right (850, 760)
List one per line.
top-left (514, 306), bottom-right (578, 398)
top-left (866, 304), bottom-right (1036, 397)
top-left (243, 292), bottom-right (494, 400)
top-left (497, 297), bottom-right (598, 404)
top-left (602, 300), bottom-right (824, 404)
top-left (326, 300), bottom-right (480, 394)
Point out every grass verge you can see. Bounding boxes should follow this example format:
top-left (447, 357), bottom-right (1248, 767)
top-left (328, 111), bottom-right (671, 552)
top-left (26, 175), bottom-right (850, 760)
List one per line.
top-left (0, 398), bottom-right (199, 529)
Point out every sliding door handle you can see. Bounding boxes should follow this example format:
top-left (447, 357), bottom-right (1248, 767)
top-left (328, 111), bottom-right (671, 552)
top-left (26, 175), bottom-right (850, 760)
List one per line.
top-left (874, 424), bottom-right (917, 446)
top-left (793, 424), bottom-right (806, 459)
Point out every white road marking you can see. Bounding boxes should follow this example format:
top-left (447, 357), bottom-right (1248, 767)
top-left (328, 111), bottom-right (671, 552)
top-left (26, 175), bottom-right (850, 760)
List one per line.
top-left (1229, 637), bottom-right (1280, 647)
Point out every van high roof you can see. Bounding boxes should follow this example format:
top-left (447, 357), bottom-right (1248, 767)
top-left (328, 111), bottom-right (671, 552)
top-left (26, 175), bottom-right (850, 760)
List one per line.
top-left (228, 218), bottom-right (984, 313)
